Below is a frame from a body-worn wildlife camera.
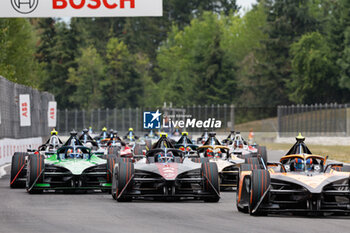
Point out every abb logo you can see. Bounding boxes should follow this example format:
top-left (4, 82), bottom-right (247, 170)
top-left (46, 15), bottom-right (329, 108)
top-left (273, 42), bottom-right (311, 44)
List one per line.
top-left (21, 103), bottom-right (28, 118)
top-left (50, 108), bottom-right (55, 119)
top-left (53, 0), bottom-right (135, 9)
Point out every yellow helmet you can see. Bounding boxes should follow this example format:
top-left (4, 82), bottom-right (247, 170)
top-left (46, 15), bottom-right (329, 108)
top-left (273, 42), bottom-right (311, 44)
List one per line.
top-left (296, 133), bottom-right (305, 140)
top-left (129, 128), bottom-right (134, 131)
top-left (51, 129), bottom-right (58, 135)
top-left (182, 132), bottom-right (188, 136)
top-left (159, 132), bottom-right (168, 138)
top-left (102, 127), bottom-right (107, 131)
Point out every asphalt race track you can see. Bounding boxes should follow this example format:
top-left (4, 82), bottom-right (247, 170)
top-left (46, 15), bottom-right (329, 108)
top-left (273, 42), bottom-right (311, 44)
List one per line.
top-left (0, 150), bottom-right (349, 233)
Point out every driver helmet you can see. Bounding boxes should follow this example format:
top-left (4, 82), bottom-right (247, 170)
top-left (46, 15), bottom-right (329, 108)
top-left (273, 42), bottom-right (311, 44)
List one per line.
top-left (234, 140), bottom-right (243, 149)
top-left (67, 149), bottom-right (74, 158)
top-left (51, 128), bottom-right (58, 135)
top-left (129, 128), bottom-right (134, 132)
top-left (157, 151), bottom-right (174, 163)
top-left (102, 127), bottom-right (107, 132)
top-left (306, 158), bottom-right (313, 170)
top-left (294, 158), bottom-right (304, 171)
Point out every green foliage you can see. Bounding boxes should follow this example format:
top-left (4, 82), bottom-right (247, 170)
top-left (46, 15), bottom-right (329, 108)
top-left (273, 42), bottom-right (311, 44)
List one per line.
top-left (0, 19), bottom-right (44, 87)
top-left (67, 46), bottom-right (105, 109)
top-left (101, 38), bottom-right (143, 109)
top-left (289, 32), bottom-right (336, 103)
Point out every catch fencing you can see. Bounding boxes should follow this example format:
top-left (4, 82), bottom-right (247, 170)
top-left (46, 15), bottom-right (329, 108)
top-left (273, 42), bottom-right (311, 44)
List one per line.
top-left (0, 76), bottom-right (55, 139)
top-left (277, 103), bottom-right (348, 137)
top-left (56, 104), bottom-right (236, 135)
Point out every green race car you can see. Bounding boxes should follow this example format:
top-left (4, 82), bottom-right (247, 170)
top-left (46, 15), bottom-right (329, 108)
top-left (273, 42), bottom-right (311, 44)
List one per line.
top-left (26, 145), bottom-right (115, 194)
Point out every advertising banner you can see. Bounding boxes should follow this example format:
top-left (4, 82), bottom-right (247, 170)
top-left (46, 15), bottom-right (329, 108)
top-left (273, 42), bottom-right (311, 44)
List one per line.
top-left (0, 0), bottom-right (163, 17)
top-left (48, 101), bottom-right (57, 127)
top-left (19, 94), bottom-right (31, 127)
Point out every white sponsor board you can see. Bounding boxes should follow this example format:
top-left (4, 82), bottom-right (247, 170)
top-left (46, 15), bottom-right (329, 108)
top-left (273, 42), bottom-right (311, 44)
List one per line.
top-left (0, 0), bottom-right (163, 17)
top-left (48, 101), bottom-right (57, 127)
top-left (19, 94), bottom-right (31, 127)
top-left (0, 137), bottom-right (43, 166)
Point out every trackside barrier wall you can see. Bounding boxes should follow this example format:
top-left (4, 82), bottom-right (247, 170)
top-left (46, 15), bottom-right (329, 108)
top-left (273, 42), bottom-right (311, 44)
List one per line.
top-left (0, 137), bottom-right (42, 166)
top-left (0, 76), bottom-right (55, 139)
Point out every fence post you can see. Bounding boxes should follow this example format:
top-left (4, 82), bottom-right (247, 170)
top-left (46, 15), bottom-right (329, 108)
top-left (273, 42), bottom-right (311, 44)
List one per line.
top-left (74, 109), bottom-right (78, 130)
top-left (136, 107), bottom-right (139, 133)
top-left (106, 108), bottom-right (109, 129)
top-left (97, 108), bottom-right (101, 131)
top-left (82, 110), bottom-right (85, 129)
top-left (230, 104), bottom-right (234, 131)
top-left (277, 106), bottom-right (281, 137)
top-left (346, 104), bottom-right (350, 136)
top-left (65, 109), bottom-right (68, 134)
top-left (122, 108), bottom-right (125, 132)
top-left (113, 108), bottom-right (117, 130)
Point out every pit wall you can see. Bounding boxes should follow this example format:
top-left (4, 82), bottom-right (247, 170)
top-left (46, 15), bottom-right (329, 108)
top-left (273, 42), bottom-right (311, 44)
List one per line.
top-left (0, 137), bottom-right (43, 166)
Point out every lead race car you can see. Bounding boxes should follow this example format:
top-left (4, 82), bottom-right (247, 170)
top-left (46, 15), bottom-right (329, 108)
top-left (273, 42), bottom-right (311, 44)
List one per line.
top-left (26, 131), bottom-right (115, 193)
top-left (111, 135), bottom-right (220, 202)
top-left (236, 134), bottom-right (350, 216)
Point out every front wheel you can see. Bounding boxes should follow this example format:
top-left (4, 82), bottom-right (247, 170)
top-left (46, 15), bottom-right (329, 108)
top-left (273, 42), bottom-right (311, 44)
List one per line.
top-left (202, 162), bottom-right (220, 202)
top-left (249, 169), bottom-right (270, 215)
top-left (26, 154), bottom-right (45, 194)
top-left (10, 152), bottom-right (27, 188)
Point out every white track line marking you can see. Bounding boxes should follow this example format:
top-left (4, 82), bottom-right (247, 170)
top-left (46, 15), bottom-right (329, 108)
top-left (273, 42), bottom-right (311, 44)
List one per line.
top-left (0, 164), bottom-right (11, 179)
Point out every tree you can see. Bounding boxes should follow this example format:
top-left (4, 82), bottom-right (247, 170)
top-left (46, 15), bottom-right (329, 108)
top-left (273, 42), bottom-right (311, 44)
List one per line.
top-left (0, 19), bottom-right (44, 86)
top-left (67, 46), bottom-right (105, 109)
top-left (102, 38), bottom-right (143, 108)
top-left (35, 20), bottom-right (79, 108)
top-left (289, 32), bottom-right (336, 103)
top-left (243, 0), bottom-right (318, 107)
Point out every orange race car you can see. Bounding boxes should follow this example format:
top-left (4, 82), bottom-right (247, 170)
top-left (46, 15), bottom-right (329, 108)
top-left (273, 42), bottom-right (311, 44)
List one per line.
top-left (236, 134), bottom-right (350, 216)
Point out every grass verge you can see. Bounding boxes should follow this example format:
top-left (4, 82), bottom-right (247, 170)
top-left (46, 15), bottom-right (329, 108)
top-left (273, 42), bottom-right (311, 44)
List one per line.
top-left (265, 143), bottom-right (350, 163)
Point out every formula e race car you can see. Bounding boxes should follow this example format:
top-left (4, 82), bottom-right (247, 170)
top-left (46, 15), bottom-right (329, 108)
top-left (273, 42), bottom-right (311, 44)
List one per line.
top-left (26, 145), bottom-right (115, 193)
top-left (236, 134), bottom-right (350, 216)
top-left (111, 137), bottom-right (220, 202)
top-left (10, 130), bottom-right (63, 188)
top-left (174, 132), bottom-right (198, 157)
top-left (196, 145), bottom-right (244, 190)
top-left (226, 132), bottom-right (268, 164)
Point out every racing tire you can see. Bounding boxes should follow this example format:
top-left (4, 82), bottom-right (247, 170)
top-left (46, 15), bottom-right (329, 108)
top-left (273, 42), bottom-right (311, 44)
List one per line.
top-left (249, 169), bottom-right (270, 216)
top-left (257, 146), bottom-right (268, 166)
top-left (245, 157), bottom-right (262, 170)
top-left (202, 162), bottom-right (220, 202)
top-left (240, 163), bottom-right (253, 172)
top-left (113, 161), bottom-right (134, 202)
top-left (191, 157), bottom-right (209, 163)
top-left (145, 139), bottom-right (152, 151)
top-left (26, 154), bottom-right (45, 194)
top-left (10, 152), bottom-right (27, 188)
top-left (236, 175), bottom-right (249, 213)
top-left (133, 144), bottom-right (142, 155)
top-left (106, 154), bottom-right (116, 184)
top-left (108, 146), bottom-right (119, 156)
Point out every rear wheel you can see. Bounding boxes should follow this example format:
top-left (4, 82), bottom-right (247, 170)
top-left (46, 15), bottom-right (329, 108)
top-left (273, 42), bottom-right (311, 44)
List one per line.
top-left (145, 139), bottom-right (152, 151)
top-left (249, 169), bottom-right (270, 215)
top-left (202, 162), bottom-right (220, 202)
top-left (10, 152), bottom-right (27, 188)
top-left (26, 154), bottom-right (45, 194)
top-left (133, 144), bottom-right (142, 155)
top-left (105, 154), bottom-right (116, 193)
top-left (245, 157), bottom-right (262, 170)
top-left (113, 161), bottom-right (134, 202)
top-left (257, 146), bottom-right (268, 166)
top-left (191, 157), bottom-right (209, 163)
